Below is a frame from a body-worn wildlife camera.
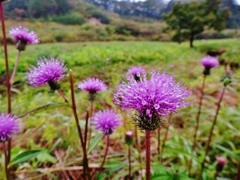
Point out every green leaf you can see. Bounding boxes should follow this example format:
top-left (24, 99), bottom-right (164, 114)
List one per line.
top-left (87, 133), bottom-right (103, 154)
top-left (100, 162), bottom-right (127, 179)
top-left (18, 103), bottom-right (71, 118)
top-left (37, 150), bottom-right (57, 164)
top-left (9, 150), bottom-right (42, 167)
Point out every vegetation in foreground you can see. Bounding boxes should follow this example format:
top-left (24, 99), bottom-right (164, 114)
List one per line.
top-left (0, 39), bottom-right (240, 179)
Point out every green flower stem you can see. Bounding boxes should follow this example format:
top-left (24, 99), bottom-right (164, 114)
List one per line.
top-left (70, 70), bottom-right (90, 180)
top-left (190, 75), bottom-right (206, 174)
top-left (199, 87), bottom-right (226, 179)
top-left (157, 127), bottom-right (161, 162)
top-left (87, 100), bottom-right (94, 151)
top-left (161, 113), bottom-right (173, 162)
top-left (145, 131), bottom-right (151, 180)
top-left (97, 135), bottom-right (110, 180)
top-left (84, 111), bottom-right (89, 149)
top-left (134, 126), bottom-right (142, 175)
top-left (128, 145), bottom-right (132, 179)
top-left (3, 142), bottom-right (10, 180)
top-left (10, 51), bottom-right (21, 85)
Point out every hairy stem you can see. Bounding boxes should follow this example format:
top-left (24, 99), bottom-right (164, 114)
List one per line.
top-left (128, 145), bottom-right (132, 179)
top-left (10, 51), bottom-right (21, 85)
top-left (1, 3), bottom-right (12, 174)
top-left (87, 100), bottom-right (94, 151)
top-left (0, 2), bottom-right (11, 113)
top-left (161, 113), bottom-right (173, 162)
top-left (157, 127), bottom-right (161, 162)
top-left (84, 111), bottom-right (89, 149)
top-left (190, 75), bottom-right (206, 174)
top-left (69, 70), bottom-right (90, 180)
top-left (97, 135), bottom-right (110, 180)
top-left (134, 126), bottom-right (142, 175)
top-left (145, 131), bottom-right (151, 180)
top-left (237, 160), bottom-right (240, 180)
top-left (3, 142), bottom-right (10, 180)
top-left (199, 87), bottom-right (226, 179)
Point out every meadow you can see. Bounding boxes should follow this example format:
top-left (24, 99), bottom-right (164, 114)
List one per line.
top-left (0, 39), bottom-right (240, 179)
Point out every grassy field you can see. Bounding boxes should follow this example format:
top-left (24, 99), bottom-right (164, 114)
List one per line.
top-left (0, 39), bottom-right (240, 179)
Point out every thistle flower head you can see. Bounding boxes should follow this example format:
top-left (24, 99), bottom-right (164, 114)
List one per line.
top-left (78, 78), bottom-right (107, 93)
top-left (201, 56), bottom-right (219, 75)
top-left (26, 57), bottom-right (66, 89)
top-left (201, 56), bottom-right (219, 68)
top-left (92, 109), bottom-right (122, 135)
top-left (114, 70), bottom-right (190, 130)
top-left (126, 66), bottom-right (146, 81)
top-left (9, 26), bottom-right (39, 51)
top-left (0, 113), bottom-right (20, 142)
top-left (78, 78), bottom-right (107, 100)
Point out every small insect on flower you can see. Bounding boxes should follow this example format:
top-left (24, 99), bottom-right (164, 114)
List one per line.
top-left (26, 57), bottom-right (67, 90)
top-left (126, 66), bottom-right (146, 81)
top-left (9, 26), bottom-right (39, 51)
top-left (0, 113), bottom-right (20, 142)
top-left (92, 109), bottom-right (122, 135)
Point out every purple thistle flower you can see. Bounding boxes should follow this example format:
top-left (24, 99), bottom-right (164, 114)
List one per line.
top-left (114, 70), bottom-right (190, 130)
top-left (9, 26), bottom-right (39, 50)
top-left (126, 66), bottom-right (146, 81)
top-left (92, 109), bottom-right (122, 135)
top-left (201, 56), bottom-right (219, 76)
top-left (201, 56), bottom-right (219, 68)
top-left (26, 57), bottom-right (66, 89)
top-left (0, 113), bottom-right (19, 142)
top-left (78, 78), bottom-right (107, 93)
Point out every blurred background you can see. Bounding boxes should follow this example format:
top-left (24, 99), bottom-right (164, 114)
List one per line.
top-left (1, 0), bottom-right (240, 43)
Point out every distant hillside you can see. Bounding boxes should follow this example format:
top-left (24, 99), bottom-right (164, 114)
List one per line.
top-left (86, 0), bottom-right (240, 28)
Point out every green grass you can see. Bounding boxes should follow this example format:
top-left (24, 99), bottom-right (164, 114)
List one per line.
top-left (0, 39), bottom-right (239, 179)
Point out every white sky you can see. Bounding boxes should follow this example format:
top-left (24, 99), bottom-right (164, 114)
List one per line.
top-left (234, 0), bottom-right (240, 5)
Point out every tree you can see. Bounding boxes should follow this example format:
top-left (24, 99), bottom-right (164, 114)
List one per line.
top-left (163, 0), bottom-right (229, 48)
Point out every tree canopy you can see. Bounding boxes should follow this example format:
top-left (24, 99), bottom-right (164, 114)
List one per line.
top-left (163, 0), bottom-right (229, 47)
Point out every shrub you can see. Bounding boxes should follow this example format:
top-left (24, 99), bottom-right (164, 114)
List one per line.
top-left (89, 11), bottom-right (110, 24)
top-left (52, 13), bottom-right (85, 25)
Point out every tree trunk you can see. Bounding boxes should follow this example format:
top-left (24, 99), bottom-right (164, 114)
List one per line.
top-left (190, 34), bottom-right (194, 48)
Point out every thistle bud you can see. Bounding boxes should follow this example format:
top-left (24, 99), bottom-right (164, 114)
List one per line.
top-left (216, 156), bottom-right (227, 172)
top-left (125, 130), bottom-right (134, 146)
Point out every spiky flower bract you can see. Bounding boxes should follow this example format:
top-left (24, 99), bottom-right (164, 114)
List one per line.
top-left (126, 66), bottom-right (146, 81)
top-left (26, 57), bottom-right (66, 89)
top-left (114, 70), bottom-right (190, 130)
top-left (0, 113), bottom-right (19, 142)
top-left (9, 26), bottom-right (39, 50)
top-left (92, 109), bottom-right (122, 135)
